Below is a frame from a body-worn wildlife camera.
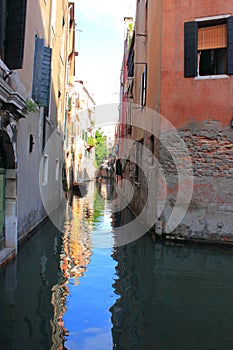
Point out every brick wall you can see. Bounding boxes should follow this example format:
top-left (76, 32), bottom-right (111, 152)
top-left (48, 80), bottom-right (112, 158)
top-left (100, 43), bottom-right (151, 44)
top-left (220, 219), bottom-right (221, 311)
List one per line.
top-left (158, 121), bottom-right (233, 242)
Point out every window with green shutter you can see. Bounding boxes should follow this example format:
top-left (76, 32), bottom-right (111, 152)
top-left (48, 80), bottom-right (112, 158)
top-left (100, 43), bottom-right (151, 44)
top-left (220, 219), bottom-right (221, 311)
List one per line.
top-left (32, 37), bottom-right (52, 107)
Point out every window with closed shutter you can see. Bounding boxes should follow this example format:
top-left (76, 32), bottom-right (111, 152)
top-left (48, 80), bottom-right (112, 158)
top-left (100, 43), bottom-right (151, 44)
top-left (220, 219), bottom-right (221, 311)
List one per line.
top-left (4, 0), bottom-right (27, 69)
top-left (32, 37), bottom-right (52, 107)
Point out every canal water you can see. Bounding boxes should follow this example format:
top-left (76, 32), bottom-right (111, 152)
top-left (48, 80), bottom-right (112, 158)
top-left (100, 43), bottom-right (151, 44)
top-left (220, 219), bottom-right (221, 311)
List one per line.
top-left (1, 180), bottom-right (233, 350)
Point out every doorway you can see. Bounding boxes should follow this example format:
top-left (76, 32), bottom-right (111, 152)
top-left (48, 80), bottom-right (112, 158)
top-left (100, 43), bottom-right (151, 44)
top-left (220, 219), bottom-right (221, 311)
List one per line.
top-left (0, 168), bottom-right (5, 248)
top-left (0, 130), bottom-right (16, 249)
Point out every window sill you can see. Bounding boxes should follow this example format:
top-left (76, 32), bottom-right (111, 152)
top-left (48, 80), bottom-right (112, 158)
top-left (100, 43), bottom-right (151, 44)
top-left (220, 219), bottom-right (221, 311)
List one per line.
top-left (194, 74), bottom-right (229, 80)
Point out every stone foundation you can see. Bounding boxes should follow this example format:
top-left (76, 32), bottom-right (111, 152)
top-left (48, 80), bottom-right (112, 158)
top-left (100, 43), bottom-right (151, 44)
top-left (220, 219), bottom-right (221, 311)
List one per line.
top-left (158, 121), bottom-right (233, 243)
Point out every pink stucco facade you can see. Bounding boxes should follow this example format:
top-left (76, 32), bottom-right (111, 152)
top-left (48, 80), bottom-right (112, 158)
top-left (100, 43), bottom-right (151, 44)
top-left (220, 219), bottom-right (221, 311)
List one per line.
top-left (160, 0), bottom-right (233, 128)
top-left (120, 0), bottom-right (233, 243)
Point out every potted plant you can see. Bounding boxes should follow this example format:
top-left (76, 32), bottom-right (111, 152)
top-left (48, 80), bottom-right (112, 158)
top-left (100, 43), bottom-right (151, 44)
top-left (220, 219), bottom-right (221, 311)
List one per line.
top-left (23, 98), bottom-right (39, 113)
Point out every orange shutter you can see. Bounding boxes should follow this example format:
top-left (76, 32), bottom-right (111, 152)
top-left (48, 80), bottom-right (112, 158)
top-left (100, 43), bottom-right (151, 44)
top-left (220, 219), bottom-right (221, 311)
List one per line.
top-left (198, 24), bottom-right (227, 50)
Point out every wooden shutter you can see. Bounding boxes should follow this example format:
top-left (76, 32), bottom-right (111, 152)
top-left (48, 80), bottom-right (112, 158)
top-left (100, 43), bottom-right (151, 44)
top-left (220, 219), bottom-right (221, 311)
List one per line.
top-left (5, 0), bottom-right (27, 69)
top-left (227, 16), bottom-right (233, 75)
top-left (198, 24), bottom-right (227, 50)
top-left (32, 37), bottom-right (52, 107)
top-left (184, 21), bottom-right (198, 77)
top-left (32, 38), bottom-right (44, 103)
top-left (40, 46), bottom-right (52, 107)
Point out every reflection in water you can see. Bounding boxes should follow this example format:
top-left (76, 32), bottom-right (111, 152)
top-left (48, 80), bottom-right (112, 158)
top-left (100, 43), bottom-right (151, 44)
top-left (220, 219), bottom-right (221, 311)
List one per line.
top-left (50, 182), bottom-right (95, 349)
top-left (0, 218), bottom-right (64, 350)
top-left (61, 180), bottom-right (117, 349)
top-left (111, 238), bottom-right (233, 350)
top-left (1, 180), bottom-right (233, 350)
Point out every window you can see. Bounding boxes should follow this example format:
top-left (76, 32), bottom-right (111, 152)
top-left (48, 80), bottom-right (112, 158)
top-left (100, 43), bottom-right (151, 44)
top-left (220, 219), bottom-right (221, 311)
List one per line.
top-left (198, 48), bottom-right (226, 75)
top-left (135, 139), bottom-right (143, 182)
top-left (145, 0), bottom-right (148, 34)
top-left (51, 0), bottom-right (57, 33)
top-left (140, 64), bottom-right (147, 109)
top-left (198, 23), bottom-right (227, 75)
top-left (29, 134), bottom-right (34, 153)
top-left (55, 159), bottom-right (60, 181)
top-left (0, 0), bottom-right (27, 69)
top-left (32, 37), bottom-right (52, 107)
top-left (148, 135), bottom-right (155, 166)
top-left (184, 16), bottom-right (233, 77)
top-left (43, 155), bottom-right (49, 185)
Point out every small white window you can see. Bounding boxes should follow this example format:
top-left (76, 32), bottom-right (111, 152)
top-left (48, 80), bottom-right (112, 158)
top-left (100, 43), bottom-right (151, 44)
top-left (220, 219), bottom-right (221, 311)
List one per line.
top-left (55, 159), bottom-right (60, 181)
top-left (43, 154), bottom-right (49, 185)
top-left (51, 0), bottom-right (57, 33)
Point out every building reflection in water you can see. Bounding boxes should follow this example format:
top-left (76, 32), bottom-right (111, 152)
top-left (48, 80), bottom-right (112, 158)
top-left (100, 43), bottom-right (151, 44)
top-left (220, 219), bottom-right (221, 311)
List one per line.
top-left (110, 232), bottom-right (233, 349)
top-left (50, 182), bottom-right (95, 348)
top-left (110, 235), bottom-right (155, 349)
top-left (0, 180), bottom-right (117, 349)
top-left (50, 181), bottom-right (233, 350)
top-left (0, 217), bottom-right (65, 350)
top-left (56, 179), bottom-right (118, 349)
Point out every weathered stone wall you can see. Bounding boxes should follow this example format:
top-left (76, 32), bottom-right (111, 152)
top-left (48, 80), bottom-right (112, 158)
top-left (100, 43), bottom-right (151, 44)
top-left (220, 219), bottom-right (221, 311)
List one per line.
top-left (158, 122), bottom-right (233, 243)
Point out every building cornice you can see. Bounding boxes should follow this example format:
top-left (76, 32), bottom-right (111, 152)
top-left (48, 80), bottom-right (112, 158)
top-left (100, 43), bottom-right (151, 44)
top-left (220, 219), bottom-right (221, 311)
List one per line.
top-left (0, 77), bottom-right (27, 120)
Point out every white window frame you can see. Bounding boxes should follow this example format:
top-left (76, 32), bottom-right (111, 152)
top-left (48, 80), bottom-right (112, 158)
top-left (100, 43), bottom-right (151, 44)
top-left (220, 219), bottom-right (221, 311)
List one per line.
top-left (43, 154), bottom-right (49, 185)
top-left (195, 14), bottom-right (231, 80)
top-left (55, 159), bottom-right (60, 181)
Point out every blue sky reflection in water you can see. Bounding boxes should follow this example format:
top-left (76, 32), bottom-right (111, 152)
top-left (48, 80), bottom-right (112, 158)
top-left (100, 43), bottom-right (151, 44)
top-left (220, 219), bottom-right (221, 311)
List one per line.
top-left (63, 249), bottom-right (116, 349)
top-left (62, 181), bottom-right (118, 350)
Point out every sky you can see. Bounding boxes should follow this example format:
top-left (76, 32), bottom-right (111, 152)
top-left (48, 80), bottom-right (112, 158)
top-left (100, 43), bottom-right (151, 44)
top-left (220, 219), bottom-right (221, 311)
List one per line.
top-left (74, 0), bottom-right (136, 106)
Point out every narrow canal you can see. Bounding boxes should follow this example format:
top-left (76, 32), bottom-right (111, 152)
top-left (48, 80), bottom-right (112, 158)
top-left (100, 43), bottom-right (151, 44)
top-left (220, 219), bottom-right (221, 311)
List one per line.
top-left (1, 180), bottom-right (233, 350)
